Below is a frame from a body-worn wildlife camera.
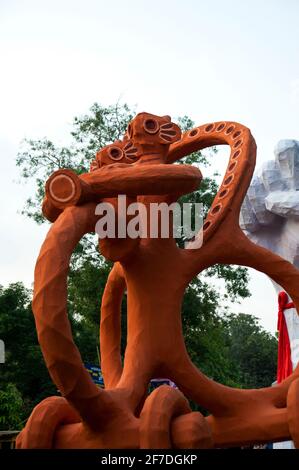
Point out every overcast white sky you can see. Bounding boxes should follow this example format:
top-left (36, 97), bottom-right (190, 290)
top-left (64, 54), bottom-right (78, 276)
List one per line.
top-left (0, 0), bottom-right (298, 333)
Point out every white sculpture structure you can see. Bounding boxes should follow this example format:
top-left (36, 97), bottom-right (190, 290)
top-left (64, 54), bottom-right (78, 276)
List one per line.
top-left (241, 139), bottom-right (299, 269)
top-left (240, 139), bottom-right (299, 449)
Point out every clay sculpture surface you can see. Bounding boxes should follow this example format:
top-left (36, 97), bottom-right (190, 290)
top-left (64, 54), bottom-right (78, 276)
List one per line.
top-left (17, 114), bottom-right (299, 449)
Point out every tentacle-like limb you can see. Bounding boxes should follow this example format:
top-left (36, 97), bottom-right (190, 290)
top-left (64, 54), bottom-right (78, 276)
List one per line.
top-left (167, 227), bottom-right (299, 446)
top-left (32, 203), bottom-right (131, 431)
top-left (215, 228), bottom-right (299, 393)
top-left (171, 411), bottom-right (213, 449)
top-left (167, 352), bottom-right (291, 446)
top-left (181, 227), bottom-right (299, 401)
top-left (45, 164), bottom-right (202, 209)
top-left (140, 385), bottom-right (213, 449)
top-left (168, 121), bottom-right (256, 246)
top-left (16, 397), bottom-right (80, 449)
top-left (140, 385), bottom-right (191, 448)
top-left (100, 262), bottom-right (126, 388)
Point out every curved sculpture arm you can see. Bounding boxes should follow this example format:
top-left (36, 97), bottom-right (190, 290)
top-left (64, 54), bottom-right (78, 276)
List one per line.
top-left (100, 262), bottom-right (126, 388)
top-left (45, 164), bottom-right (202, 210)
top-left (214, 227), bottom-right (299, 396)
top-left (168, 121), bottom-right (256, 246)
top-left (33, 203), bottom-right (123, 429)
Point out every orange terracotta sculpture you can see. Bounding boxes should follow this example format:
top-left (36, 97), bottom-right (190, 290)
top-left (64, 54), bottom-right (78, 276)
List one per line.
top-left (17, 113), bottom-right (299, 449)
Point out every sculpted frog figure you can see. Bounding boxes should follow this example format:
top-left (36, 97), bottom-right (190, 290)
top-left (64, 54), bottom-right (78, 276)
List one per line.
top-left (17, 113), bottom-right (299, 449)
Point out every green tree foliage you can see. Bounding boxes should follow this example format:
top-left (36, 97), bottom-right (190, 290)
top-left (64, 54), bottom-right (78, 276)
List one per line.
top-left (16, 103), bottom-right (135, 224)
top-left (0, 284), bottom-right (57, 422)
top-left (0, 383), bottom-right (23, 430)
top-left (222, 313), bottom-right (278, 388)
top-left (182, 281), bottom-right (277, 388)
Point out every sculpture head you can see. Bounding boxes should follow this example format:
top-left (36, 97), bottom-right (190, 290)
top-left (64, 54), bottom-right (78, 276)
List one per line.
top-left (127, 112), bottom-right (181, 163)
top-left (90, 140), bottom-right (139, 171)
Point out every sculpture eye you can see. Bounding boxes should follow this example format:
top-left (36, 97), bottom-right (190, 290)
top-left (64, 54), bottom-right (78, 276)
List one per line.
top-left (108, 146), bottom-right (124, 161)
top-left (143, 118), bottom-right (159, 134)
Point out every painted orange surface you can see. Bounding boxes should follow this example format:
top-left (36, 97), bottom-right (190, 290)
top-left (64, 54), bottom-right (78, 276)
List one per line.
top-left (17, 113), bottom-right (299, 448)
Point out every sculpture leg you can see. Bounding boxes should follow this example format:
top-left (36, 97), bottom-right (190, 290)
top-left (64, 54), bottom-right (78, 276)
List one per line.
top-left (140, 385), bottom-right (213, 449)
top-left (166, 354), bottom-right (290, 446)
top-left (115, 359), bottom-right (153, 414)
top-left (100, 262), bottom-right (125, 389)
top-left (16, 397), bottom-right (80, 449)
top-left (24, 204), bottom-right (144, 447)
top-left (172, 227), bottom-right (299, 446)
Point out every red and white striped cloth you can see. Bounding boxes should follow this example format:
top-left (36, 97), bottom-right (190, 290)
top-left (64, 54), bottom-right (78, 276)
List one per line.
top-left (274, 292), bottom-right (299, 449)
top-left (277, 292), bottom-right (294, 383)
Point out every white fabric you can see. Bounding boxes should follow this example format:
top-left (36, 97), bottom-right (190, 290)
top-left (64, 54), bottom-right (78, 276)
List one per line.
top-left (273, 305), bottom-right (299, 449)
top-left (284, 307), bottom-right (299, 370)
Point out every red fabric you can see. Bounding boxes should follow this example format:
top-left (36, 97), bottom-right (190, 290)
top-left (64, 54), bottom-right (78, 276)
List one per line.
top-left (277, 291), bottom-right (294, 383)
